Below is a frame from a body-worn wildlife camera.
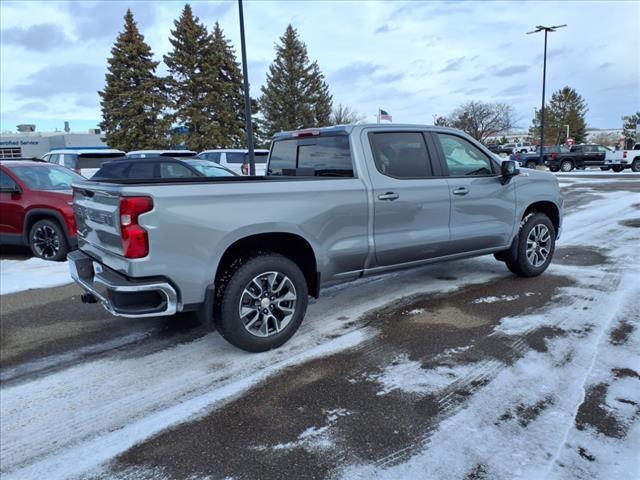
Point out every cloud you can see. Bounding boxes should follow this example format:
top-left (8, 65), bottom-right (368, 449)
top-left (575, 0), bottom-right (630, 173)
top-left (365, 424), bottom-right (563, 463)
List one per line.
top-left (330, 62), bottom-right (383, 85)
top-left (1, 23), bottom-right (72, 51)
top-left (493, 65), bottom-right (530, 77)
top-left (439, 56), bottom-right (466, 73)
top-left (69, 1), bottom-right (157, 40)
top-left (376, 73), bottom-right (405, 83)
top-left (12, 63), bottom-right (104, 99)
top-left (498, 85), bottom-right (526, 96)
top-left (374, 24), bottom-right (397, 34)
top-left (470, 74), bottom-right (485, 82)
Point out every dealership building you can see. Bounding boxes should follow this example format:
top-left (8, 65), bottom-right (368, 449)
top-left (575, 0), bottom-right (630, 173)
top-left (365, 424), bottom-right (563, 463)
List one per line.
top-left (0, 124), bottom-right (107, 159)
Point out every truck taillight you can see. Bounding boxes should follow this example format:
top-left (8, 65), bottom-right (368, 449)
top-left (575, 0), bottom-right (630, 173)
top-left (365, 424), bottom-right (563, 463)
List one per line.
top-left (120, 196), bottom-right (153, 258)
top-left (551, 153), bottom-right (557, 160)
top-left (623, 151), bottom-right (627, 159)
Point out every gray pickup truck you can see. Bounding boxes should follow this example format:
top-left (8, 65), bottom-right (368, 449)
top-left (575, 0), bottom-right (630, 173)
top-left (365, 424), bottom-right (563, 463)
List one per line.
top-left (68, 125), bottom-right (563, 352)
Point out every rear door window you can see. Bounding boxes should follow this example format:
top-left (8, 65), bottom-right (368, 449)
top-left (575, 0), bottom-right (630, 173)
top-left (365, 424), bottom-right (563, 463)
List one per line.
top-left (160, 162), bottom-right (198, 178)
top-left (204, 152), bottom-right (221, 163)
top-left (128, 162), bottom-right (156, 178)
top-left (269, 136), bottom-right (353, 177)
top-left (226, 153), bottom-right (245, 164)
top-left (369, 132), bottom-right (433, 178)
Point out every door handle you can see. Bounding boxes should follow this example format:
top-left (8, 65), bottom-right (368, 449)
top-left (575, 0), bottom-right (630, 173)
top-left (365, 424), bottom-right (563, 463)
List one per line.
top-left (452, 187), bottom-right (469, 196)
top-left (378, 192), bottom-right (399, 201)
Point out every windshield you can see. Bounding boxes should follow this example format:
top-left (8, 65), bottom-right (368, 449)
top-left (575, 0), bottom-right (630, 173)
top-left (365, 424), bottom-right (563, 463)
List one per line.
top-left (10, 165), bottom-right (84, 190)
top-left (185, 160), bottom-right (236, 177)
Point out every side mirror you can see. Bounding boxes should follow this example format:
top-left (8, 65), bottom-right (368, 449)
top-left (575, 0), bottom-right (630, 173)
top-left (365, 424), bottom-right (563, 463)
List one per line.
top-left (501, 160), bottom-right (519, 184)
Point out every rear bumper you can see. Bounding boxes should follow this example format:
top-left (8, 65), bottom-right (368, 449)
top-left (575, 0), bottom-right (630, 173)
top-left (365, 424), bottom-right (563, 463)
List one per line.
top-left (68, 250), bottom-right (178, 318)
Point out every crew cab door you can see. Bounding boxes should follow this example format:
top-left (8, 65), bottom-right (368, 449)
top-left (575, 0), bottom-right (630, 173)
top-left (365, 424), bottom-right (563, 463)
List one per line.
top-left (582, 145), bottom-right (606, 166)
top-left (363, 129), bottom-right (451, 267)
top-left (430, 132), bottom-right (516, 252)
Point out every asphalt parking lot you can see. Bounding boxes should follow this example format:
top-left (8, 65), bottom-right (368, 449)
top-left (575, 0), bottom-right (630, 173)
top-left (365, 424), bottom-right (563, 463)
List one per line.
top-left (1, 173), bottom-right (639, 480)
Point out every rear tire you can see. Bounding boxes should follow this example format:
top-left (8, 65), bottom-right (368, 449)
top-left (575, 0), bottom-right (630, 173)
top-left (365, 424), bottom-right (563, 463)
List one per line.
top-left (28, 219), bottom-right (69, 261)
top-left (560, 160), bottom-right (574, 172)
top-left (632, 159), bottom-right (640, 173)
top-left (216, 253), bottom-right (308, 352)
top-left (600, 167), bottom-right (610, 171)
top-left (612, 165), bottom-right (625, 173)
top-left (504, 213), bottom-right (555, 277)
top-left (525, 160), bottom-right (537, 169)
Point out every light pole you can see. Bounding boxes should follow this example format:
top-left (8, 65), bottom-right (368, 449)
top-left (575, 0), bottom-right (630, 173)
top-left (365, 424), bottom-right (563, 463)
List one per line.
top-left (527, 24), bottom-right (566, 162)
top-left (564, 124), bottom-right (570, 142)
top-left (238, 0), bottom-right (256, 175)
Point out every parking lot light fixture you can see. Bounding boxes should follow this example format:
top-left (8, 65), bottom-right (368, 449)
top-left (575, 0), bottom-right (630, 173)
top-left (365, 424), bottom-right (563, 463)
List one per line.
top-left (238, 0), bottom-right (256, 175)
top-left (527, 24), bottom-right (567, 160)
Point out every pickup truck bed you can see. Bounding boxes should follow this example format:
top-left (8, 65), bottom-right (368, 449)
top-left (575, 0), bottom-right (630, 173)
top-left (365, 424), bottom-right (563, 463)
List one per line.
top-left (70, 124), bottom-right (563, 351)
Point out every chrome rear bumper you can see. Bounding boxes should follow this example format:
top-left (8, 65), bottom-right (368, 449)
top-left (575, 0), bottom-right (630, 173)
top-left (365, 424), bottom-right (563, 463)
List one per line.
top-left (68, 250), bottom-right (178, 318)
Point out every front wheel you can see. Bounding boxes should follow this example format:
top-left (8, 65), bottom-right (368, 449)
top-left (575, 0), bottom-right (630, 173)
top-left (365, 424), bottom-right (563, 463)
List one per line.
top-left (612, 165), bottom-right (625, 173)
top-left (525, 160), bottom-right (537, 169)
top-left (217, 253), bottom-right (308, 352)
top-left (504, 213), bottom-right (556, 277)
top-left (632, 159), bottom-right (640, 173)
top-left (29, 219), bottom-right (69, 261)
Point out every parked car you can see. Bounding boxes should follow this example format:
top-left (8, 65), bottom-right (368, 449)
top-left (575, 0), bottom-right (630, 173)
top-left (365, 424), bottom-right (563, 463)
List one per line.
top-left (197, 149), bottom-right (270, 175)
top-left (485, 143), bottom-right (501, 154)
top-left (0, 160), bottom-right (84, 260)
top-left (126, 150), bottom-right (197, 159)
top-left (602, 143), bottom-right (640, 172)
top-left (502, 142), bottom-right (535, 155)
top-left (69, 124), bottom-right (563, 352)
top-left (92, 157), bottom-right (237, 180)
top-left (515, 145), bottom-right (570, 169)
top-left (545, 144), bottom-right (608, 172)
top-left (42, 148), bottom-right (125, 178)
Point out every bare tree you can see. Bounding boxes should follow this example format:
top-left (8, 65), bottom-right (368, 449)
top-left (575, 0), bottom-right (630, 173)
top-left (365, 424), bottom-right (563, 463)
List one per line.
top-left (331, 103), bottom-right (366, 125)
top-left (447, 101), bottom-right (517, 143)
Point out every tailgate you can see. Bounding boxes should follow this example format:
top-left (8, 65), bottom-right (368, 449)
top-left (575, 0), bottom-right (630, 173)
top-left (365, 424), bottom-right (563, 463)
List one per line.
top-left (73, 184), bottom-right (124, 256)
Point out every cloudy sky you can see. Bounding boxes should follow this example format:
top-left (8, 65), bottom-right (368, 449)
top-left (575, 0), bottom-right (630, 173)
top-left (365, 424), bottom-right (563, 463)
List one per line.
top-left (1, 0), bottom-right (638, 134)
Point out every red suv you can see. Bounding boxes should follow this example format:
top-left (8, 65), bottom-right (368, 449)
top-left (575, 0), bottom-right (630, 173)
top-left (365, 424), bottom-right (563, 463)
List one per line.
top-left (0, 160), bottom-right (84, 261)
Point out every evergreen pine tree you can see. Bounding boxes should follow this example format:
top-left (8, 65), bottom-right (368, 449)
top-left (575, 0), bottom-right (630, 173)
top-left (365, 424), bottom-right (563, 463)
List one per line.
top-left (260, 25), bottom-right (333, 137)
top-left (529, 86), bottom-right (589, 144)
top-left (99, 9), bottom-right (170, 151)
top-left (163, 4), bottom-right (216, 150)
top-left (207, 22), bottom-right (246, 148)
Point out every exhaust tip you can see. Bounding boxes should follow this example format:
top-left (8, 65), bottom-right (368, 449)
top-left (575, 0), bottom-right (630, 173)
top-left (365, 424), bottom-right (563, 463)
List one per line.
top-left (81, 292), bottom-right (98, 304)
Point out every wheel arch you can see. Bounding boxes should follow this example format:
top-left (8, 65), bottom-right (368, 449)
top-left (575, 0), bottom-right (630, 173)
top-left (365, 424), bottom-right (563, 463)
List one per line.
top-left (215, 232), bottom-right (320, 298)
top-left (23, 209), bottom-right (72, 245)
top-left (522, 201), bottom-right (560, 238)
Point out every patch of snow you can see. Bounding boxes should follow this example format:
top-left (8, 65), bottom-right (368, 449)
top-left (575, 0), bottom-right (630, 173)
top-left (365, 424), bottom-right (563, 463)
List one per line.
top-left (406, 308), bottom-right (425, 315)
top-left (472, 294), bottom-right (519, 304)
top-left (263, 408), bottom-right (350, 452)
top-left (368, 354), bottom-right (477, 396)
top-left (0, 258), bottom-right (72, 295)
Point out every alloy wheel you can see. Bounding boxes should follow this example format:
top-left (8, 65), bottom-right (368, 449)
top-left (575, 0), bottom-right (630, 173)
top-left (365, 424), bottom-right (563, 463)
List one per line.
top-left (32, 225), bottom-right (60, 259)
top-left (526, 224), bottom-right (551, 267)
top-left (238, 271), bottom-right (297, 338)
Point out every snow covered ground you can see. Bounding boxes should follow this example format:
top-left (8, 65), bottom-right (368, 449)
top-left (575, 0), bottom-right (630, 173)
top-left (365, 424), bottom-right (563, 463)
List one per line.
top-left (1, 176), bottom-right (638, 480)
top-left (0, 258), bottom-right (72, 295)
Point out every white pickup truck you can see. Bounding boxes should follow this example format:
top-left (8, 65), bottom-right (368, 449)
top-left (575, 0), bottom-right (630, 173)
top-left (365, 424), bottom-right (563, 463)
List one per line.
top-left (603, 143), bottom-right (640, 172)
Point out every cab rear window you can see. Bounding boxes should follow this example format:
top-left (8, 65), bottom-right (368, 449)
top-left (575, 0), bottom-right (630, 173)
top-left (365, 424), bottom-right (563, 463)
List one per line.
top-left (269, 136), bottom-right (353, 177)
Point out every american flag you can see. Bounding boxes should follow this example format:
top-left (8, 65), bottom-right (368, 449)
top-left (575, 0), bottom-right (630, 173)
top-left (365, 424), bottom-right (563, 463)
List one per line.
top-left (379, 109), bottom-right (392, 122)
